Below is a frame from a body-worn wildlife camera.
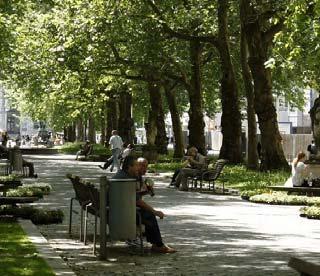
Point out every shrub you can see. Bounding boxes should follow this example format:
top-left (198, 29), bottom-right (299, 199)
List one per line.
top-left (0, 174), bottom-right (22, 182)
top-left (240, 189), bottom-right (269, 200)
top-left (25, 183), bottom-right (52, 194)
top-left (58, 142), bottom-right (110, 155)
top-left (300, 206), bottom-right (320, 219)
top-left (148, 162), bottom-right (182, 172)
top-left (6, 183), bottom-right (52, 198)
top-left (217, 165), bottom-right (290, 191)
top-left (0, 206), bottom-right (64, 224)
top-left (249, 192), bottom-right (320, 205)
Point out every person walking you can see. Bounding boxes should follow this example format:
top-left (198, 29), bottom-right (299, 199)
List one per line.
top-left (108, 130), bottom-right (123, 172)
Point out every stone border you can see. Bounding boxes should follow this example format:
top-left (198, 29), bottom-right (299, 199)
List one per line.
top-left (19, 219), bottom-right (76, 276)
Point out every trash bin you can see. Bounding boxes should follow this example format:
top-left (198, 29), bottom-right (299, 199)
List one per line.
top-left (108, 178), bottom-right (137, 240)
top-left (9, 149), bottom-right (23, 172)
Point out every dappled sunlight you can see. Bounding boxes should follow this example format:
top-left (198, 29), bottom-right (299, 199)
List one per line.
top-left (17, 154), bottom-right (320, 275)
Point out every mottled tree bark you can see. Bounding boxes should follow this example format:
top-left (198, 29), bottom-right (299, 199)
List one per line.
top-left (146, 82), bottom-right (168, 153)
top-left (187, 40), bottom-right (206, 155)
top-left (240, 26), bottom-right (259, 170)
top-left (88, 114), bottom-right (96, 144)
top-left (118, 91), bottom-right (134, 145)
top-left (106, 93), bottom-right (119, 143)
top-left (64, 123), bottom-right (76, 142)
top-left (217, 0), bottom-right (242, 163)
top-left (164, 83), bottom-right (184, 158)
top-left (240, 0), bottom-right (289, 171)
top-left (76, 118), bottom-right (84, 142)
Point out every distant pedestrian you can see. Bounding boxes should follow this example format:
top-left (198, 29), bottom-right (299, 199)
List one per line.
top-left (108, 130), bottom-right (123, 172)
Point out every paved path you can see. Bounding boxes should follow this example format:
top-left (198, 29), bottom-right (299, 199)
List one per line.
top-left (24, 154), bottom-right (320, 275)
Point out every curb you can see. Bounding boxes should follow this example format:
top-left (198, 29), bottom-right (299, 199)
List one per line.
top-left (19, 220), bottom-right (76, 276)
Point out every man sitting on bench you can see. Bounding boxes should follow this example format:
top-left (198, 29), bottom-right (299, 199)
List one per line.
top-left (75, 141), bottom-right (92, 160)
top-left (112, 156), bottom-right (176, 253)
top-left (174, 146), bottom-right (206, 191)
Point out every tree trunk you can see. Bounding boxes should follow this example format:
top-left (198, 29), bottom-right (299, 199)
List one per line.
top-left (64, 123), bottom-right (76, 142)
top-left (88, 114), bottom-right (96, 143)
top-left (164, 83), bottom-right (184, 158)
top-left (146, 82), bottom-right (166, 152)
top-left (241, 0), bottom-right (289, 171)
top-left (217, 0), bottom-right (242, 163)
top-left (118, 91), bottom-right (134, 145)
top-left (100, 115), bottom-right (106, 145)
top-left (154, 88), bottom-right (168, 154)
top-left (187, 40), bottom-right (206, 155)
top-left (76, 118), bottom-right (84, 142)
top-left (240, 26), bottom-right (259, 170)
top-left (106, 94), bottom-right (119, 143)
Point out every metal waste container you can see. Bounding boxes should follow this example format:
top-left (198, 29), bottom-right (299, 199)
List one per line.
top-left (9, 149), bottom-right (23, 172)
top-left (108, 178), bottom-right (137, 240)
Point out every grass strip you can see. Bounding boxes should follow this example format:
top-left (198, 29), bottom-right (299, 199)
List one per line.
top-left (0, 222), bottom-right (55, 276)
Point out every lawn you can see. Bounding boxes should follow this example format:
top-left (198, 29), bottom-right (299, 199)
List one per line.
top-left (0, 222), bottom-right (55, 276)
top-left (149, 160), bottom-right (290, 192)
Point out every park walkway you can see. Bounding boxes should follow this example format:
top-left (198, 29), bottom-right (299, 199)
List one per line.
top-left (24, 154), bottom-right (320, 275)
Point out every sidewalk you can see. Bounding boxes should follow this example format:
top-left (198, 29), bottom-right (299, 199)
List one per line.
top-left (25, 154), bottom-right (320, 275)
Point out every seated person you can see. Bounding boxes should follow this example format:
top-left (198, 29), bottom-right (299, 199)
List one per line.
top-left (1, 145), bottom-right (37, 177)
top-left (136, 157), bottom-right (155, 197)
top-left (169, 147), bottom-right (194, 187)
top-left (174, 146), bottom-right (206, 191)
top-left (112, 156), bottom-right (176, 253)
top-left (286, 151), bottom-right (308, 187)
top-left (307, 140), bottom-right (317, 155)
top-left (23, 159), bottom-right (37, 178)
top-left (75, 141), bottom-right (92, 160)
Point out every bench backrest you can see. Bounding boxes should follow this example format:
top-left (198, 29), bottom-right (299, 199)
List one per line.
top-left (211, 159), bottom-right (228, 180)
top-left (67, 174), bottom-right (93, 207)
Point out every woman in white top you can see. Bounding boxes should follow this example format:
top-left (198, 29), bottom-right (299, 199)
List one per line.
top-left (291, 152), bottom-right (308, 187)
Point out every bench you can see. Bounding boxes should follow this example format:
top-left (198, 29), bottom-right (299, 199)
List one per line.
top-left (267, 186), bottom-right (320, 196)
top-left (66, 174), bottom-right (144, 255)
top-left (288, 257), bottom-right (320, 276)
top-left (189, 159), bottom-right (228, 192)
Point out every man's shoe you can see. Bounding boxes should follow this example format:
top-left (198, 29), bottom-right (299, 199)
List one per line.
top-left (151, 245), bottom-right (177, 254)
top-left (30, 174), bottom-right (38, 178)
top-left (98, 165), bottom-right (105, 170)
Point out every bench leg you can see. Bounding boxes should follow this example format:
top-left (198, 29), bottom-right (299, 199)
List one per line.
top-left (80, 208), bottom-right (84, 241)
top-left (68, 198), bottom-right (75, 236)
top-left (93, 214), bottom-right (98, 255)
top-left (84, 206), bottom-right (89, 245)
top-left (137, 212), bottom-right (144, 255)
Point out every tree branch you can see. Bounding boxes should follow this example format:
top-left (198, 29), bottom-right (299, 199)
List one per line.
top-left (104, 72), bottom-right (158, 82)
top-left (263, 20), bottom-right (284, 43)
top-left (144, 0), bottom-right (219, 46)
